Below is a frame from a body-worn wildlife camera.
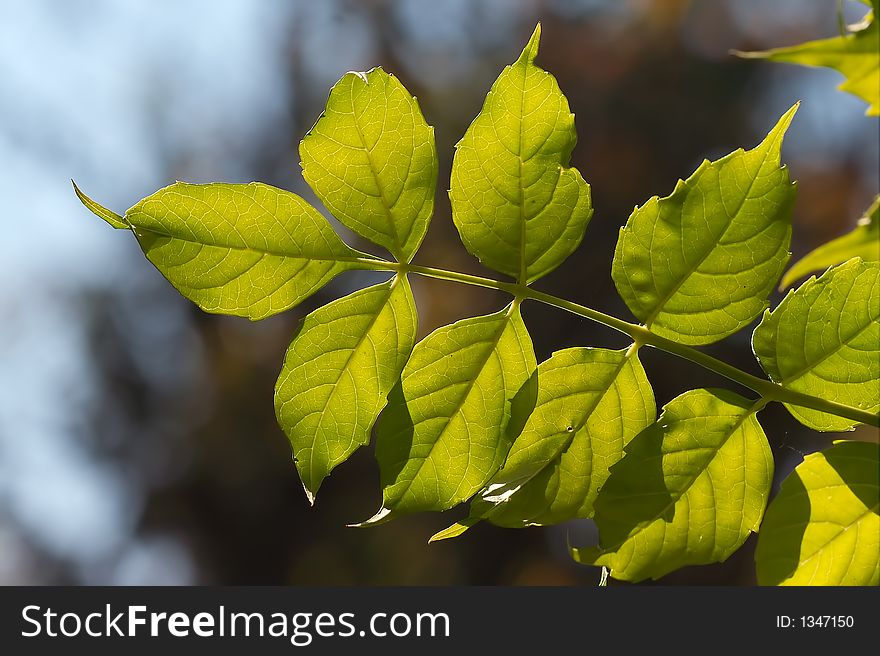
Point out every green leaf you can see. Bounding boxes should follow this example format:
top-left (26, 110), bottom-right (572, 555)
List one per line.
top-left (737, 3), bottom-right (879, 116)
top-left (756, 440), bottom-right (879, 586)
top-left (780, 195), bottom-right (879, 289)
top-left (300, 68), bottom-right (437, 262)
top-left (572, 389), bottom-right (773, 582)
top-left (612, 106), bottom-right (798, 345)
top-left (449, 24), bottom-right (593, 284)
top-left (753, 258), bottom-right (880, 431)
top-left (123, 182), bottom-right (372, 320)
top-left (430, 347), bottom-right (654, 540)
top-left (72, 180), bottom-right (128, 229)
top-left (274, 274), bottom-right (417, 503)
top-left (360, 303), bottom-right (537, 524)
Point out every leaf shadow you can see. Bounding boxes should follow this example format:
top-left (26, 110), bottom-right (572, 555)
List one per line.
top-left (825, 441), bottom-right (879, 510)
top-left (590, 420), bottom-right (673, 550)
top-left (760, 442), bottom-right (879, 584)
top-left (506, 366), bottom-right (539, 444)
top-left (757, 472), bottom-right (810, 585)
top-left (375, 377), bottom-right (414, 489)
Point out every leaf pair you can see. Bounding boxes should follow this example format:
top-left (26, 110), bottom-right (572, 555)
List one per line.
top-left (360, 24), bottom-right (594, 522)
top-left (571, 259), bottom-right (879, 581)
top-left (431, 347), bottom-right (654, 541)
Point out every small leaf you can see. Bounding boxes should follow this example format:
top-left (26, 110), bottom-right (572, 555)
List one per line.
top-left (612, 106), bottom-right (798, 345)
top-left (274, 274), bottom-right (417, 503)
top-left (360, 303), bottom-right (537, 523)
top-left (73, 180), bottom-right (128, 229)
top-left (736, 3), bottom-right (879, 116)
top-left (756, 440), bottom-right (879, 586)
top-left (780, 195), bottom-right (879, 289)
top-left (573, 389), bottom-right (772, 582)
top-left (753, 258), bottom-right (880, 431)
top-left (449, 24), bottom-right (593, 284)
top-left (124, 182), bottom-right (372, 320)
top-left (300, 68), bottom-right (437, 262)
top-left (431, 347), bottom-right (654, 540)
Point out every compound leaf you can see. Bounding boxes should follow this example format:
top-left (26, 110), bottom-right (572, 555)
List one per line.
top-left (737, 2), bottom-right (879, 116)
top-left (612, 106), bottom-right (798, 345)
top-left (753, 258), bottom-right (880, 431)
top-left (449, 24), bottom-right (593, 284)
top-left (300, 68), bottom-right (437, 262)
top-left (755, 440), bottom-right (879, 586)
top-left (780, 195), bottom-right (879, 289)
top-left (431, 347), bottom-right (654, 540)
top-left (360, 303), bottom-right (537, 523)
top-left (573, 388), bottom-right (773, 582)
top-left (118, 182), bottom-right (371, 320)
top-left (274, 274), bottom-right (417, 503)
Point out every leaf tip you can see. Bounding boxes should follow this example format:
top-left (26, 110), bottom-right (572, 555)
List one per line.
top-left (768, 102), bottom-right (800, 144)
top-left (518, 23), bottom-right (541, 65)
top-left (302, 481), bottom-right (317, 507)
top-left (72, 180), bottom-right (128, 230)
top-left (348, 506), bottom-right (394, 528)
top-left (428, 518), bottom-right (479, 543)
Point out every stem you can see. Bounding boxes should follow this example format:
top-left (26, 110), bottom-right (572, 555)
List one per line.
top-left (365, 259), bottom-right (879, 428)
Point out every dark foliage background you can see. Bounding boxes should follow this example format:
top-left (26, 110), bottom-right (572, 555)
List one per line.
top-left (1, 0), bottom-right (877, 585)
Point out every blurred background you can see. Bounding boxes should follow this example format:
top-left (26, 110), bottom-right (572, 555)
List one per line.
top-left (1, 0), bottom-right (877, 586)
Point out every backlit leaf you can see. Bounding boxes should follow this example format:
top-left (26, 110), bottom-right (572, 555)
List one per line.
top-left (756, 440), bottom-right (879, 585)
top-left (300, 68), bottom-right (437, 261)
top-left (124, 182), bottom-right (371, 320)
top-left (274, 274), bottom-right (417, 503)
top-left (449, 24), bottom-right (593, 284)
top-left (737, 2), bottom-right (879, 116)
top-left (780, 195), bottom-right (879, 289)
top-left (359, 303), bottom-right (537, 524)
top-left (573, 389), bottom-right (773, 582)
top-left (753, 259), bottom-right (880, 431)
top-left (431, 347), bottom-right (654, 540)
top-left (612, 106), bottom-right (797, 345)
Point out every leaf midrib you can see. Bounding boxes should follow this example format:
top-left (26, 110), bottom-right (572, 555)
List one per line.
top-left (306, 276), bottom-right (402, 489)
top-left (792, 501), bottom-right (880, 584)
top-left (602, 399), bottom-right (763, 550)
top-left (349, 79), bottom-right (405, 259)
top-left (389, 306), bottom-right (517, 509)
top-left (492, 349), bottom-right (637, 517)
top-left (642, 141), bottom-right (781, 328)
top-left (779, 308), bottom-right (879, 387)
top-left (132, 223), bottom-right (369, 265)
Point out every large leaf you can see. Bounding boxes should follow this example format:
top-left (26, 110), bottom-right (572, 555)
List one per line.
top-left (274, 274), bottom-right (417, 503)
top-left (449, 24), bottom-right (592, 284)
top-left (300, 68), bottom-right (437, 262)
top-left (572, 389), bottom-right (773, 582)
top-left (612, 106), bottom-right (798, 345)
top-left (360, 303), bottom-right (537, 524)
top-left (756, 440), bottom-right (879, 586)
top-left (101, 182), bottom-right (371, 320)
top-left (431, 347), bottom-right (654, 541)
top-left (780, 195), bottom-right (879, 289)
top-left (737, 2), bottom-right (879, 116)
top-left (753, 258), bottom-right (880, 432)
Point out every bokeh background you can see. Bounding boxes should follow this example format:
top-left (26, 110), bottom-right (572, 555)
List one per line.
top-left (1, 0), bottom-right (877, 585)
